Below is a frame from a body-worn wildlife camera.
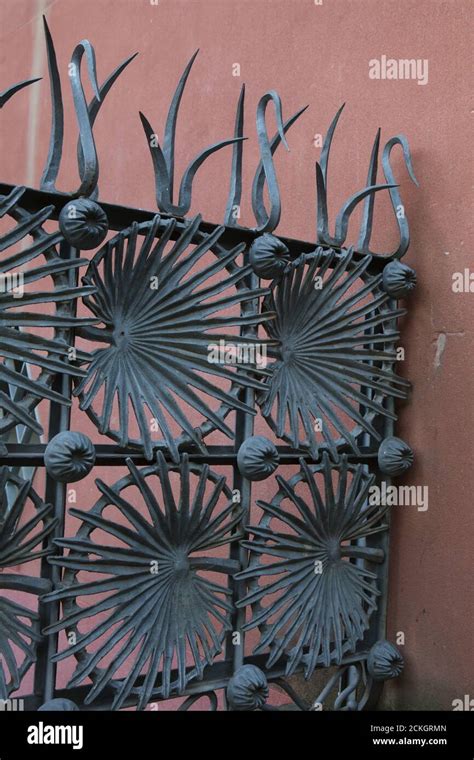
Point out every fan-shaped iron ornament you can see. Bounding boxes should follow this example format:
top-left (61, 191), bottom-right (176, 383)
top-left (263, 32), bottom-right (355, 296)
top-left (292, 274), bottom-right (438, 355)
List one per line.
top-left (1, 13), bottom-right (417, 711)
top-left (0, 187), bottom-right (97, 437)
top-left (258, 248), bottom-right (410, 457)
top-left (0, 467), bottom-right (56, 698)
top-left (74, 214), bottom-right (274, 460)
top-left (236, 455), bottom-right (389, 677)
top-left (43, 454), bottom-right (243, 710)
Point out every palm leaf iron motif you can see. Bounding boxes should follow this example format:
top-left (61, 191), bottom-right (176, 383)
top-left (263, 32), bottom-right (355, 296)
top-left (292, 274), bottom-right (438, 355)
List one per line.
top-left (43, 453), bottom-right (242, 710)
top-left (0, 186), bottom-right (98, 438)
top-left (236, 455), bottom-right (388, 678)
top-left (75, 214), bottom-right (275, 461)
top-left (258, 247), bottom-right (410, 457)
top-left (0, 467), bottom-right (57, 698)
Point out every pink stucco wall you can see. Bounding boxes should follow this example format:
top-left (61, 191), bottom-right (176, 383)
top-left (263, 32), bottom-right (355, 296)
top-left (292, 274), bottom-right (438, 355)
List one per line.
top-left (1, 0), bottom-right (472, 709)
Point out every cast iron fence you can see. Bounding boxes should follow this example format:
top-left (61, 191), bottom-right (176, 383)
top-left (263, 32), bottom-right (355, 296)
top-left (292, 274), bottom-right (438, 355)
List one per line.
top-left (0, 17), bottom-right (417, 711)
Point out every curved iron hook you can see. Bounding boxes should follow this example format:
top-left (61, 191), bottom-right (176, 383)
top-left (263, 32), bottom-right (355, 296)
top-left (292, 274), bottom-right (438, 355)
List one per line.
top-left (334, 664), bottom-right (362, 710)
top-left (357, 130), bottom-right (419, 259)
top-left (316, 105), bottom-right (399, 249)
top-left (77, 51), bottom-right (138, 199)
top-left (251, 91), bottom-right (290, 233)
top-left (41, 17), bottom-right (137, 198)
top-left (381, 134), bottom-right (419, 259)
top-left (252, 103), bottom-right (309, 232)
top-left (316, 161), bottom-right (397, 247)
top-left (69, 41), bottom-right (101, 198)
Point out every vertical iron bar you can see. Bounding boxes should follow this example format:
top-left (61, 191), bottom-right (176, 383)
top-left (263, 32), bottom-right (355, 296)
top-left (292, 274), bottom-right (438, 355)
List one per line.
top-left (33, 239), bottom-right (78, 703)
top-left (224, 254), bottom-right (258, 702)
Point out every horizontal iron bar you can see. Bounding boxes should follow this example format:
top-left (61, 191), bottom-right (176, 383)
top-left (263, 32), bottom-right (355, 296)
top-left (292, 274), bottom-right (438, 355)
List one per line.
top-left (0, 183), bottom-right (386, 270)
top-left (20, 651), bottom-right (368, 711)
top-left (0, 443), bottom-right (378, 467)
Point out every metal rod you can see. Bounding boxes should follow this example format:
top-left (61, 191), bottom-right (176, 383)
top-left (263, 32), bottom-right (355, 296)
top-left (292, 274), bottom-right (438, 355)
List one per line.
top-left (1, 443), bottom-right (380, 467)
top-left (33, 240), bottom-right (77, 703)
top-left (0, 182), bottom-right (389, 273)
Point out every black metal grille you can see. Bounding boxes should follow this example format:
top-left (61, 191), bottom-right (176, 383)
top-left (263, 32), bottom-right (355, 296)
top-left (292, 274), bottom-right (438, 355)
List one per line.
top-left (0, 16), bottom-right (417, 712)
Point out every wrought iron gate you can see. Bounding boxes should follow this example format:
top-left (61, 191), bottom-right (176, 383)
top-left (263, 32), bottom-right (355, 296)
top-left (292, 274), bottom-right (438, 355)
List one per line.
top-left (0, 17), bottom-right (417, 711)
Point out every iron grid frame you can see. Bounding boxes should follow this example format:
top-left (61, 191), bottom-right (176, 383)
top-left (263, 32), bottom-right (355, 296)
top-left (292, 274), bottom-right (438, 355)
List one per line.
top-left (0, 182), bottom-right (398, 711)
top-left (0, 15), bottom-right (417, 712)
